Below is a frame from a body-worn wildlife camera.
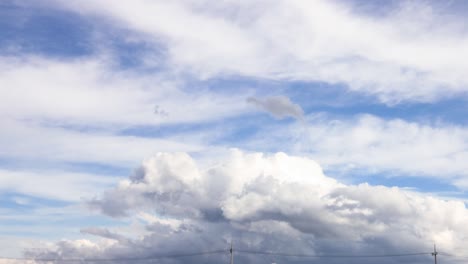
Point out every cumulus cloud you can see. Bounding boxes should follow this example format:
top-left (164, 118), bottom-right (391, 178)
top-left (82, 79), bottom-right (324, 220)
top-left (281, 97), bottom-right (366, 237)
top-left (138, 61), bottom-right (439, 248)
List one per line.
top-left (28, 150), bottom-right (468, 263)
top-left (247, 96), bottom-right (304, 120)
top-left (3, 2), bottom-right (468, 263)
top-left (54, 0), bottom-right (468, 103)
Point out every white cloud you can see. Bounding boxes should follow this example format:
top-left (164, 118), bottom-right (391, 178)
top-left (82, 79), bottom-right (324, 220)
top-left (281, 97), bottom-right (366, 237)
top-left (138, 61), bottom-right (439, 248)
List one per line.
top-left (302, 115), bottom-right (468, 179)
top-left (54, 0), bottom-right (468, 103)
top-left (0, 236), bottom-right (52, 261)
top-left (0, 204), bottom-right (110, 259)
top-left (2, 1), bottom-right (468, 262)
top-left (80, 228), bottom-right (129, 243)
top-left (0, 56), bottom-right (254, 169)
top-left (247, 96), bottom-right (304, 120)
top-left (25, 150), bottom-right (468, 263)
top-left (0, 118), bottom-right (204, 167)
top-left (0, 169), bottom-right (116, 201)
top-left (236, 114), bottom-right (468, 185)
top-left (0, 56), bottom-right (250, 127)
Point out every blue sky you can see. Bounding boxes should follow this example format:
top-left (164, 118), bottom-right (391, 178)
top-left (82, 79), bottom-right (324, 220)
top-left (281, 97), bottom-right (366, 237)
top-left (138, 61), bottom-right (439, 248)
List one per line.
top-left (1, 0), bottom-right (468, 263)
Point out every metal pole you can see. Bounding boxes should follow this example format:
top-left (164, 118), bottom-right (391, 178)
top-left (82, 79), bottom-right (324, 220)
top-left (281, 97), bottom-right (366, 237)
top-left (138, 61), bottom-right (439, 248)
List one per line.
top-left (230, 241), bottom-right (233, 264)
top-left (431, 244), bottom-right (438, 264)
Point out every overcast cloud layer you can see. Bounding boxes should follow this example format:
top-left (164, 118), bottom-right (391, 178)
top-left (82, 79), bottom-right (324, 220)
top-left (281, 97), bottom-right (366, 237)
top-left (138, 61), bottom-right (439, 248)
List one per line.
top-left (1, 0), bottom-right (468, 263)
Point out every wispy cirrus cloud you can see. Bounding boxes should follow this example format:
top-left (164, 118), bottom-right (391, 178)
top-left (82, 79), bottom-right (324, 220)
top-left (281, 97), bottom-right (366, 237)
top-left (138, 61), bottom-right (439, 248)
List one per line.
top-left (0, 169), bottom-right (115, 202)
top-left (0, 56), bottom-right (250, 127)
top-left (53, 0), bottom-right (468, 103)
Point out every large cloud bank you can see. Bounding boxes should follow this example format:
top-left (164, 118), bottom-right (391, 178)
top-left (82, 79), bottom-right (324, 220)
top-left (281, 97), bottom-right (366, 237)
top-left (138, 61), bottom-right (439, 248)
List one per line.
top-left (28, 151), bottom-right (468, 264)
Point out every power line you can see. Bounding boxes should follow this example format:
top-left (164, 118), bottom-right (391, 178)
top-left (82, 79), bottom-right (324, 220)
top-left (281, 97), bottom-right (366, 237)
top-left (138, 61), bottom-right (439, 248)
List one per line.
top-left (236, 249), bottom-right (430, 258)
top-left (0, 250), bottom-right (226, 262)
top-left (438, 252), bottom-right (468, 259)
top-left (0, 248), bottom-right (436, 262)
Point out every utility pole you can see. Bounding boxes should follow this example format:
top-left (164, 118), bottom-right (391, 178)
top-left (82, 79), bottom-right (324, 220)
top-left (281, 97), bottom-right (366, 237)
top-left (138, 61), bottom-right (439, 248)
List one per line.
top-left (230, 241), bottom-right (234, 264)
top-left (432, 244), bottom-right (438, 264)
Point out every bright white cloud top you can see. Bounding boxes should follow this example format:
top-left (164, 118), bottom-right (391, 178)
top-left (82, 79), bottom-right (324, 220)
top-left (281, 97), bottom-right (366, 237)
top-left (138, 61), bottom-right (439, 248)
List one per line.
top-left (0, 0), bottom-right (467, 264)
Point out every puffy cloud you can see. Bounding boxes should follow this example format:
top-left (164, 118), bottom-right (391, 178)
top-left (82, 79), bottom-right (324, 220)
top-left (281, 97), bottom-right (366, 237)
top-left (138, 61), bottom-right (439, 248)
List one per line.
top-left (53, 0), bottom-right (468, 103)
top-left (247, 96), bottom-right (304, 120)
top-left (30, 150), bottom-right (468, 263)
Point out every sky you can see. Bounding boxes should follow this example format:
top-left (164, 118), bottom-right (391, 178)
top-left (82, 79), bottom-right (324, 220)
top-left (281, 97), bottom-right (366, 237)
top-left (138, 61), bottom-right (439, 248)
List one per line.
top-left (1, 0), bottom-right (468, 263)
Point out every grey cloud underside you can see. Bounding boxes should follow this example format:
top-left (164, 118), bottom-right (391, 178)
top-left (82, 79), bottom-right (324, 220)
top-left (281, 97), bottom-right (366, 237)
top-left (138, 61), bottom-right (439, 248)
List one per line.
top-left (30, 151), bottom-right (468, 264)
top-left (247, 96), bottom-right (304, 120)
